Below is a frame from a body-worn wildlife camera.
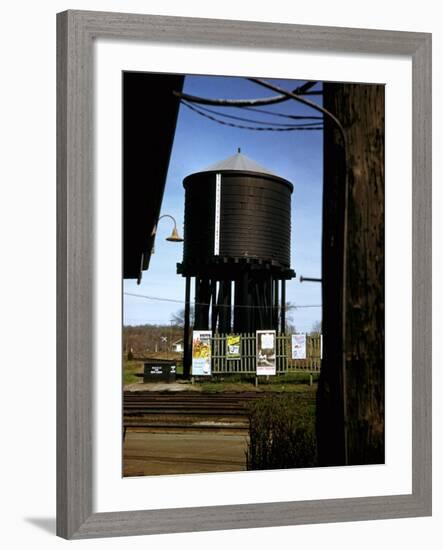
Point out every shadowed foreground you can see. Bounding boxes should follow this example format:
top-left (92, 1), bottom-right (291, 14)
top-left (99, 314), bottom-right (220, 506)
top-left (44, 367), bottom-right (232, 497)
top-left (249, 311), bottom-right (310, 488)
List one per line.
top-left (123, 429), bottom-right (248, 476)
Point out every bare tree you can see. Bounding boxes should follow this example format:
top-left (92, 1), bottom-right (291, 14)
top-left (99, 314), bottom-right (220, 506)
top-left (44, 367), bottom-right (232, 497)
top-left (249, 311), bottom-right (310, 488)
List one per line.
top-left (310, 320), bottom-right (322, 335)
top-left (170, 307), bottom-right (194, 327)
top-left (283, 301), bottom-right (297, 333)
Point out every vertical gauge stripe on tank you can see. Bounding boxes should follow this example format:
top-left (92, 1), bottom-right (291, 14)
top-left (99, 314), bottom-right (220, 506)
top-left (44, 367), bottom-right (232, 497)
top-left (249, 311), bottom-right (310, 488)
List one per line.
top-left (214, 173), bottom-right (221, 255)
top-left (182, 161), bottom-right (293, 269)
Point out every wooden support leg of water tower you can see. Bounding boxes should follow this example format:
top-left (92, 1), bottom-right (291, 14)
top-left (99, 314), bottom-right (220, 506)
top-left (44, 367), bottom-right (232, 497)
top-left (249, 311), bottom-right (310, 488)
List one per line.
top-left (243, 270), bottom-right (251, 333)
top-left (281, 279), bottom-right (286, 333)
top-left (255, 283), bottom-right (264, 330)
top-left (218, 280), bottom-right (231, 333)
top-left (211, 279), bottom-right (218, 333)
top-left (268, 273), bottom-right (274, 328)
top-left (251, 280), bottom-right (259, 331)
top-left (194, 277), bottom-right (211, 330)
top-left (274, 278), bottom-right (279, 331)
top-left (233, 274), bottom-right (246, 333)
top-left (183, 276), bottom-right (191, 378)
top-left (261, 275), bottom-right (271, 329)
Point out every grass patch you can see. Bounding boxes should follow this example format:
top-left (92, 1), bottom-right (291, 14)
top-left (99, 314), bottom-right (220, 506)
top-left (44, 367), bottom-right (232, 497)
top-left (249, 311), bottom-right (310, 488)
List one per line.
top-left (262, 383), bottom-right (317, 393)
top-left (260, 371), bottom-right (320, 385)
top-left (123, 359), bottom-right (143, 386)
top-left (124, 359), bottom-right (143, 372)
top-left (200, 382), bottom-right (257, 393)
top-left (124, 372), bottom-right (141, 385)
top-left (195, 372), bottom-right (319, 393)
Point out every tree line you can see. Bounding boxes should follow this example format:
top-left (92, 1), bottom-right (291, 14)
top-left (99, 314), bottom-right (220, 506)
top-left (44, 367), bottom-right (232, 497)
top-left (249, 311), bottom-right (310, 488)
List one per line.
top-left (123, 306), bottom-right (321, 358)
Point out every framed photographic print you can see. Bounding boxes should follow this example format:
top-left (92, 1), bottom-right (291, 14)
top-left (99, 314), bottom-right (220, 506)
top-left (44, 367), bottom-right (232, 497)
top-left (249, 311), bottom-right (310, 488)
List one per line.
top-left (57, 9), bottom-right (431, 539)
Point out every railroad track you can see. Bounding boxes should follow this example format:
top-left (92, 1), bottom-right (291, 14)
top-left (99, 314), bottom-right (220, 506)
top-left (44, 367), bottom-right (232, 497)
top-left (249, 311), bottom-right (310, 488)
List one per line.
top-left (123, 391), bottom-right (316, 439)
top-left (123, 391), bottom-right (315, 418)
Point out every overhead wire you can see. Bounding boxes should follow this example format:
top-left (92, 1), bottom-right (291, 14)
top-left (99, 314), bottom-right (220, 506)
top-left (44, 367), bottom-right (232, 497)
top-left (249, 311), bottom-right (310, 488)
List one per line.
top-left (181, 101), bottom-right (323, 128)
top-left (124, 292), bottom-right (321, 309)
top-left (180, 100), bottom-right (323, 132)
top-left (242, 104), bottom-right (322, 121)
top-left (247, 78), bottom-right (345, 141)
top-left (173, 80), bottom-right (319, 107)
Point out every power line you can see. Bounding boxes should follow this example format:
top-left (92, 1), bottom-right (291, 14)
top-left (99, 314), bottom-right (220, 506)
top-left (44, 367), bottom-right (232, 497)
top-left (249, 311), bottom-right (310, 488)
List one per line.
top-left (248, 78), bottom-right (345, 142)
top-left (182, 100), bottom-right (323, 128)
top-left (173, 80), bottom-right (319, 107)
top-left (124, 292), bottom-right (321, 309)
top-left (242, 105), bottom-right (322, 121)
top-left (181, 100), bottom-right (323, 132)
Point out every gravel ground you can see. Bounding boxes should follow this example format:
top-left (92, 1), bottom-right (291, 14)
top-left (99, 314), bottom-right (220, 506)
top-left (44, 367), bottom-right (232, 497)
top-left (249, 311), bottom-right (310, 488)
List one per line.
top-left (124, 380), bottom-right (202, 392)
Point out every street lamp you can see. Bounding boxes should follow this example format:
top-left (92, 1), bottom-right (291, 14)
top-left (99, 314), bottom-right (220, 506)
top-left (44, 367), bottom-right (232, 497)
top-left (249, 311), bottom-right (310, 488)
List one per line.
top-left (137, 214), bottom-right (184, 284)
top-left (152, 214), bottom-right (184, 243)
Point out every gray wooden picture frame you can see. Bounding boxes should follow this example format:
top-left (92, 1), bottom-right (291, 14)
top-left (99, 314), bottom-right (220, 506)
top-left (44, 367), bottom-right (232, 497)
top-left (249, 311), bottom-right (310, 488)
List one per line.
top-left (57, 9), bottom-right (432, 540)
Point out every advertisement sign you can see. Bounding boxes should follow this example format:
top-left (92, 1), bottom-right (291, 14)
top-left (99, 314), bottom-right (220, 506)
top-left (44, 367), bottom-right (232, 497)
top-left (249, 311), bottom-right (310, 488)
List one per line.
top-left (256, 330), bottom-right (276, 376)
top-left (226, 334), bottom-right (241, 359)
top-left (191, 330), bottom-right (212, 375)
top-left (291, 333), bottom-right (307, 360)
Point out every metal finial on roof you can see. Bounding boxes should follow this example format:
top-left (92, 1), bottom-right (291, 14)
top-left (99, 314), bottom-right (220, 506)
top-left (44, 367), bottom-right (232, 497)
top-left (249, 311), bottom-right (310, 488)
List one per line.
top-left (201, 151), bottom-right (278, 176)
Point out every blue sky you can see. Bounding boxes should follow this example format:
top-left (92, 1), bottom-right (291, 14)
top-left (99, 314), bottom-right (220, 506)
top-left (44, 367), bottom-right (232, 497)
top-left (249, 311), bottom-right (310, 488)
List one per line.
top-left (123, 75), bottom-right (323, 333)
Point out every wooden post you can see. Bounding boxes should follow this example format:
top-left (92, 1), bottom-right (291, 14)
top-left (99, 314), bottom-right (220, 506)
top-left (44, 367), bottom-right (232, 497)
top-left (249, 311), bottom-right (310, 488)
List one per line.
top-left (317, 83), bottom-right (385, 466)
top-left (194, 277), bottom-right (211, 330)
top-left (233, 278), bottom-right (240, 333)
top-left (268, 273), bottom-right (274, 328)
top-left (273, 277), bottom-right (279, 331)
top-left (234, 270), bottom-right (250, 333)
top-left (183, 276), bottom-right (191, 378)
top-left (218, 280), bottom-right (232, 333)
top-left (211, 279), bottom-right (218, 333)
top-left (281, 280), bottom-right (286, 333)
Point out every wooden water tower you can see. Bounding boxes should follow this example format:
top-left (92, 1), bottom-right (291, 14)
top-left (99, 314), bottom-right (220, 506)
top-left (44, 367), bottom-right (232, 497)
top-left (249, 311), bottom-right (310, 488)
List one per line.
top-left (178, 150), bottom-right (295, 368)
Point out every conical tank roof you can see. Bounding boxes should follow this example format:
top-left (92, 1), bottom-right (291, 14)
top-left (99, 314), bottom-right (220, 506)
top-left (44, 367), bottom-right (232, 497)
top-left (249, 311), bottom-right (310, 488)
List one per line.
top-left (202, 151), bottom-right (278, 177)
top-left (184, 149), bottom-right (293, 192)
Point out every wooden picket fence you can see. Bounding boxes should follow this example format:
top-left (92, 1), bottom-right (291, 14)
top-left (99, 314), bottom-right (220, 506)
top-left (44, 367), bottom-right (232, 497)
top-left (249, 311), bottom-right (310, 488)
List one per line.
top-left (287, 334), bottom-right (322, 373)
top-left (210, 333), bottom-right (321, 375)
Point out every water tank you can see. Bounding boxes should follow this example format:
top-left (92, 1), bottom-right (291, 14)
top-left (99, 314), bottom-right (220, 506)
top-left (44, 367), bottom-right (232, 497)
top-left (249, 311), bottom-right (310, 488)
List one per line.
top-left (182, 151), bottom-right (293, 270)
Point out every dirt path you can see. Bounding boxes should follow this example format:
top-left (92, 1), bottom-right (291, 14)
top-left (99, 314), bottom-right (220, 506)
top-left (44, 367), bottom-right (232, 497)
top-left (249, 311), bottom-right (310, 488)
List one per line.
top-left (123, 429), bottom-right (248, 476)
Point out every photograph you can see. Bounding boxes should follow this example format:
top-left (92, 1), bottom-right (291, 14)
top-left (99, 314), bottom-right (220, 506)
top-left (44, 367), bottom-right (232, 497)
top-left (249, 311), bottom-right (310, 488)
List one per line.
top-left (122, 71), bottom-right (385, 477)
top-left (0, 0), bottom-right (435, 545)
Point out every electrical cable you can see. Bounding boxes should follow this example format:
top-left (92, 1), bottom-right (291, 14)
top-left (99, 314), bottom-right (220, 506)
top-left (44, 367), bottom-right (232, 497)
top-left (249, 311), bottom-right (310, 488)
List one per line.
top-left (247, 78), bottom-right (345, 142)
top-left (181, 100), bottom-right (323, 131)
top-left (242, 104), bottom-right (322, 121)
top-left (173, 80), bottom-right (319, 107)
top-left (181, 100), bottom-right (323, 128)
top-left (124, 292), bottom-right (321, 309)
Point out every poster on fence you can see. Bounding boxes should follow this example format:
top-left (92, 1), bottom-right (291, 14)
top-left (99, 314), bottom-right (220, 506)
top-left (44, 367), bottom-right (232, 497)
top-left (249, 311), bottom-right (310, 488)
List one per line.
top-left (256, 330), bottom-right (276, 375)
top-left (191, 330), bottom-right (212, 375)
top-left (291, 333), bottom-right (307, 360)
top-left (226, 334), bottom-right (241, 359)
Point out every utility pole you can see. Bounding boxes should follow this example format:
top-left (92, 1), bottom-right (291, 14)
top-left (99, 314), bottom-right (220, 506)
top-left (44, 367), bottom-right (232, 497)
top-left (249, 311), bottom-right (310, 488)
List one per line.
top-left (317, 83), bottom-right (385, 467)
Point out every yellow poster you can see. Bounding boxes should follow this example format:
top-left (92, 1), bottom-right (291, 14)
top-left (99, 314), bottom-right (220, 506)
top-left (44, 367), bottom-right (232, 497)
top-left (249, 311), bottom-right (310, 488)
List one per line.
top-left (191, 330), bottom-right (212, 375)
top-left (226, 334), bottom-right (241, 359)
